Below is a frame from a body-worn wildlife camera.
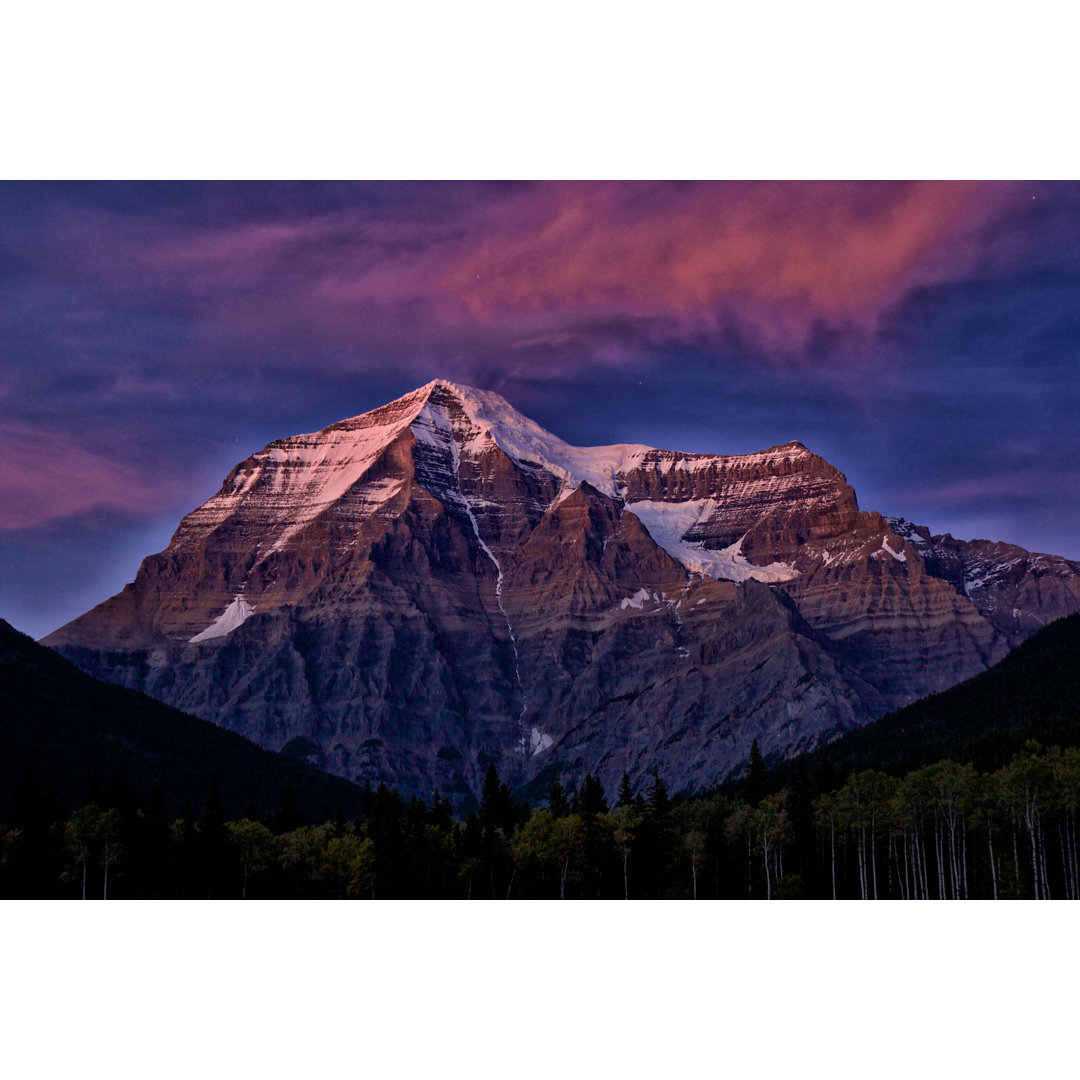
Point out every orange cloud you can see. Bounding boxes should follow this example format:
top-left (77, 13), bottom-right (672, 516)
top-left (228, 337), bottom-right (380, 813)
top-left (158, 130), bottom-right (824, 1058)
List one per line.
top-left (438, 181), bottom-right (1016, 338)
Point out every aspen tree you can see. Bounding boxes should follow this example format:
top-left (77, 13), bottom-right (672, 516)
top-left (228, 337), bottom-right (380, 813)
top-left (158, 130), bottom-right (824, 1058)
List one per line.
top-left (609, 804), bottom-right (640, 900)
top-left (813, 792), bottom-right (838, 900)
top-left (753, 794), bottom-right (791, 900)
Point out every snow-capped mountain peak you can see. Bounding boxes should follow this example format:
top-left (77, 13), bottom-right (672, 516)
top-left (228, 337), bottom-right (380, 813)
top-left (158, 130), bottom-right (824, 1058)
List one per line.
top-left (411, 379), bottom-right (653, 499)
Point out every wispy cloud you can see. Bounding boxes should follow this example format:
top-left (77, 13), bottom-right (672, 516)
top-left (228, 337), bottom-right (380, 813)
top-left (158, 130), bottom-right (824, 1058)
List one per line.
top-left (0, 421), bottom-right (192, 530)
top-left (4, 181), bottom-right (1027, 373)
top-left (895, 466), bottom-right (1080, 511)
top-left (438, 182), bottom-right (1016, 343)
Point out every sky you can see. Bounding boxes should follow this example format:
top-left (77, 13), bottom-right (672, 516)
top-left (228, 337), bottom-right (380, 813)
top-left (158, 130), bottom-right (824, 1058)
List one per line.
top-left (2, 180), bottom-right (1080, 639)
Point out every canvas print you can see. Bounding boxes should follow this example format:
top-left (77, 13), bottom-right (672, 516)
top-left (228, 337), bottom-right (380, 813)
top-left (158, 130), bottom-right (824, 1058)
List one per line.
top-left (2, 181), bottom-right (1078, 899)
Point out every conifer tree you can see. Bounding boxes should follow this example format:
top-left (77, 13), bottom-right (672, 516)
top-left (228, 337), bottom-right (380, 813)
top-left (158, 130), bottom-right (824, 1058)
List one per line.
top-left (480, 764), bottom-right (502, 834)
top-left (478, 765), bottom-right (514, 897)
top-left (546, 771), bottom-right (570, 819)
top-left (496, 779), bottom-right (517, 835)
top-left (745, 738), bottom-right (768, 808)
top-left (429, 789), bottom-right (454, 832)
top-left (369, 783), bottom-right (404, 896)
top-left (647, 768), bottom-right (670, 816)
top-left (616, 772), bottom-right (635, 809)
top-left (579, 773), bottom-right (610, 818)
top-left (273, 779), bottom-right (307, 833)
top-left (641, 768), bottom-right (675, 896)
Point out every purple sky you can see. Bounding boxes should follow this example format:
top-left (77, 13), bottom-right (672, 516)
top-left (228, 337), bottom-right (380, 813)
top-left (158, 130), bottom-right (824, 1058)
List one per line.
top-left (3, 180), bottom-right (1079, 639)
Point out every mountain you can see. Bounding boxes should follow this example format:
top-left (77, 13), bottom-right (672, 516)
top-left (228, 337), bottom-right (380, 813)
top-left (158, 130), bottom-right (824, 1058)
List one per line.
top-left (1, 619), bottom-right (366, 821)
top-left (44, 380), bottom-right (1080, 804)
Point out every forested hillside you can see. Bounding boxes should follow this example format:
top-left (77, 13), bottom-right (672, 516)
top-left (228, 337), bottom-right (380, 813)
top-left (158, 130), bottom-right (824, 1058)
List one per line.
top-left (0, 619), bottom-right (366, 823)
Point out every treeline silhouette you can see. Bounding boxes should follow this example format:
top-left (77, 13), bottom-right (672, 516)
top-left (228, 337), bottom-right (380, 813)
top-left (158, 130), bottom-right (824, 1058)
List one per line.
top-left (4, 742), bottom-right (1078, 899)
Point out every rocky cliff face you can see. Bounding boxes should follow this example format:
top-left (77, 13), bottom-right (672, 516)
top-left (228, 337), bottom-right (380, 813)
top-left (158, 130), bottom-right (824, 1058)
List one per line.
top-left (887, 518), bottom-right (1080, 642)
top-left (45, 380), bottom-right (1080, 805)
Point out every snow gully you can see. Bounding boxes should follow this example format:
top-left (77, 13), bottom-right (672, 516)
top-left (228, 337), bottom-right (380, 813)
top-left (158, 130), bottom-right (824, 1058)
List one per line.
top-left (446, 426), bottom-right (530, 747)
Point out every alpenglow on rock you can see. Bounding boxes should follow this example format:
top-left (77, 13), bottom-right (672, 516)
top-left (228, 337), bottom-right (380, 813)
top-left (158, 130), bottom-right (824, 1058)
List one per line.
top-left (45, 380), bottom-right (1080, 805)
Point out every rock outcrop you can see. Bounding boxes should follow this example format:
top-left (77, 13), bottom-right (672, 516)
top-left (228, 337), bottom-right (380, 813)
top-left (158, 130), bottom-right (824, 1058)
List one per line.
top-left (45, 381), bottom-right (1080, 804)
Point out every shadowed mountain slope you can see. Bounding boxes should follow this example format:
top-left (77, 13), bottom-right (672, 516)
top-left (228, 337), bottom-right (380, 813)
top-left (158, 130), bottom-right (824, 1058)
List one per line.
top-left (770, 612), bottom-right (1080, 783)
top-left (1, 619), bottom-right (366, 820)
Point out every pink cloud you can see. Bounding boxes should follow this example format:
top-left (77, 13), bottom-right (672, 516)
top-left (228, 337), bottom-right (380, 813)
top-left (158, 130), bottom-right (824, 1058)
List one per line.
top-left (22, 182), bottom-right (1026, 369)
top-left (0, 422), bottom-right (191, 530)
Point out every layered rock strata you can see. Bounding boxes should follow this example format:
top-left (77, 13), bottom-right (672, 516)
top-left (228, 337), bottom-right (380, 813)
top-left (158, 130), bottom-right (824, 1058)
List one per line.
top-left (46, 381), bottom-right (1080, 804)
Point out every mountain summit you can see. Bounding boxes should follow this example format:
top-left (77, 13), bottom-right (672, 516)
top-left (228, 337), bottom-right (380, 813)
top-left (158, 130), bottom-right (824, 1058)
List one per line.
top-left (45, 380), bottom-right (1080, 802)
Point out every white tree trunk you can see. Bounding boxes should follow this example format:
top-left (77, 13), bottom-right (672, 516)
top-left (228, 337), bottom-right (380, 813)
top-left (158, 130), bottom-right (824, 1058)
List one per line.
top-left (856, 829), bottom-right (866, 901)
top-left (1067, 812), bottom-right (1075, 898)
top-left (763, 837), bottom-right (771, 900)
top-left (870, 814), bottom-right (878, 900)
top-left (900, 834), bottom-right (909, 900)
top-left (830, 817), bottom-right (836, 901)
top-left (987, 813), bottom-right (998, 901)
top-left (1011, 819), bottom-right (1020, 898)
top-left (1039, 819), bottom-right (1051, 900)
top-left (1025, 806), bottom-right (1040, 900)
top-left (961, 819), bottom-right (969, 900)
top-left (919, 823), bottom-right (929, 900)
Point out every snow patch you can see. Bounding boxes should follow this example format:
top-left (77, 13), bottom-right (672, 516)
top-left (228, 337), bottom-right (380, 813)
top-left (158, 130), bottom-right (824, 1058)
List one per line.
top-left (626, 501), bottom-right (798, 583)
top-left (190, 595), bottom-right (255, 643)
top-left (620, 587), bottom-right (654, 610)
top-left (881, 538), bottom-right (907, 563)
top-left (530, 727), bottom-right (553, 756)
